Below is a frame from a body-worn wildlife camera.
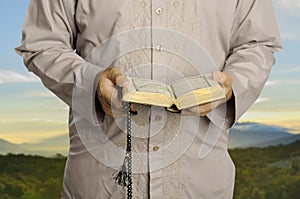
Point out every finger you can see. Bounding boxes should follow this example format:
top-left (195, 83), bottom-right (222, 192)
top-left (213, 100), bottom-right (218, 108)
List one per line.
top-left (226, 87), bottom-right (233, 100)
top-left (99, 96), bottom-right (112, 116)
top-left (181, 108), bottom-right (209, 117)
top-left (181, 108), bottom-right (205, 116)
top-left (97, 83), bottom-right (115, 107)
top-left (187, 98), bottom-right (227, 116)
top-left (98, 75), bottom-right (123, 109)
top-left (186, 103), bottom-right (212, 116)
top-left (200, 110), bottom-right (210, 117)
top-left (111, 88), bottom-right (123, 108)
top-left (99, 96), bottom-right (126, 117)
top-left (212, 71), bottom-right (233, 100)
top-left (222, 73), bottom-right (232, 87)
top-left (117, 76), bottom-right (129, 88)
top-left (212, 71), bottom-right (222, 83)
top-left (107, 67), bottom-right (129, 87)
top-left (181, 109), bottom-right (196, 116)
top-left (104, 107), bottom-right (126, 117)
top-left (97, 70), bottom-right (126, 117)
top-left (190, 103), bottom-right (212, 113)
top-left (200, 104), bottom-right (213, 116)
top-left (210, 98), bottom-right (226, 109)
top-left (197, 101), bottom-right (221, 116)
top-left (98, 87), bottom-right (121, 110)
top-left (212, 71), bottom-right (232, 87)
top-left (98, 73), bottom-right (114, 99)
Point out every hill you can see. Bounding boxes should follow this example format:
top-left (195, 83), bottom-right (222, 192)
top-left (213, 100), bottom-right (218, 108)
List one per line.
top-left (0, 153), bottom-right (66, 199)
top-left (0, 141), bottom-right (299, 199)
top-left (0, 122), bottom-right (299, 156)
top-left (249, 133), bottom-right (300, 148)
top-left (0, 134), bottom-right (69, 157)
top-left (0, 139), bottom-right (23, 154)
top-left (228, 140), bottom-right (300, 199)
top-left (228, 122), bottom-right (300, 148)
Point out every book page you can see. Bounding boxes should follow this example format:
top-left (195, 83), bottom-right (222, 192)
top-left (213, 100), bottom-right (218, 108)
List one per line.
top-left (131, 78), bottom-right (173, 98)
top-left (169, 75), bottom-right (213, 98)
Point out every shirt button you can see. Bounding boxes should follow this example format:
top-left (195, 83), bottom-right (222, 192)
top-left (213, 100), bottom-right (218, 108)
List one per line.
top-left (174, 43), bottom-right (179, 49)
top-left (155, 115), bottom-right (161, 121)
top-left (173, 1), bottom-right (179, 7)
top-left (153, 146), bottom-right (159, 152)
top-left (155, 7), bottom-right (163, 15)
top-left (140, 1), bottom-right (146, 7)
top-left (156, 45), bottom-right (163, 52)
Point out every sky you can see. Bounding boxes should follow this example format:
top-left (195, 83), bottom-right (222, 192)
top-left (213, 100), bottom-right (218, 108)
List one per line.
top-left (0, 0), bottom-right (299, 144)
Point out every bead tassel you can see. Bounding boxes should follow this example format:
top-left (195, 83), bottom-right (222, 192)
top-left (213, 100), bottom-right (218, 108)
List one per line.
top-left (112, 102), bottom-right (133, 199)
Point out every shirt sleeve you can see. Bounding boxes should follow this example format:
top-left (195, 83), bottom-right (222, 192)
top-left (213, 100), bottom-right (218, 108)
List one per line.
top-left (223, 0), bottom-right (282, 126)
top-left (15, 0), bottom-right (103, 124)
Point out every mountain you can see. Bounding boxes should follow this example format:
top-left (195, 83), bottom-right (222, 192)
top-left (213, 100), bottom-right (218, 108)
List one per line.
top-left (250, 134), bottom-right (300, 148)
top-left (0, 134), bottom-right (69, 157)
top-left (1, 122), bottom-right (300, 156)
top-left (0, 139), bottom-right (23, 154)
top-left (228, 122), bottom-right (300, 148)
top-left (39, 133), bottom-right (69, 146)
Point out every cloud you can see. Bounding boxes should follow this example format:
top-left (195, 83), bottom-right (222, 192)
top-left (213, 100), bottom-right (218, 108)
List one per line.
top-left (22, 90), bottom-right (55, 97)
top-left (228, 122), bottom-right (299, 148)
top-left (233, 122), bottom-right (291, 134)
top-left (254, 97), bottom-right (269, 104)
top-left (273, 67), bottom-right (300, 74)
top-left (266, 79), bottom-right (284, 86)
top-left (0, 70), bottom-right (40, 84)
top-left (281, 31), bottom-right (300, 40)
top-left (273, 0), bottom-right (300, 17)
top-left (266, 79), bottom-right (300, 86)
top-left (273, 0), bottom-right (300, 41)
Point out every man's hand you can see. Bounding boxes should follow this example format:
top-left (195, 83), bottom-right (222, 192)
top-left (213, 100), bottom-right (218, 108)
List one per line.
top-left (97, 67), bottom-right (129, 117)
top-left (182, 71), bottom-right (233, 116)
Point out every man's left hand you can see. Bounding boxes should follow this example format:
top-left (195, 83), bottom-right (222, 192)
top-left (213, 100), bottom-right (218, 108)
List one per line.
top-left (182, 71), bottom-right (233, 116)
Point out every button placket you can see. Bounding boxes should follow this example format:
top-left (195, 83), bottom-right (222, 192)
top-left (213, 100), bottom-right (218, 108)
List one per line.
top-left (149, 1), bottom-right (167, 198)
top-left (149, 106), bottom-right (166, 137)
top-left (151, 0), bottom-right (167, 81)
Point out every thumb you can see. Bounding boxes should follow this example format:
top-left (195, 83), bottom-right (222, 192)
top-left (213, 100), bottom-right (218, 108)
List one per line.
top-left (107, 68), bottom-right (129, 87)
top-left (212, 71), bottom-right (222, 82)
top-left (212, 71), bottom-right (231, 87)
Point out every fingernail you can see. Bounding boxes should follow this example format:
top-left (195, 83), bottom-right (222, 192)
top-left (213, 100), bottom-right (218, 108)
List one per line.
top-left (118, 77), bottom-right (129, 87)
top-left (212, 71), bottom-right (221, 81)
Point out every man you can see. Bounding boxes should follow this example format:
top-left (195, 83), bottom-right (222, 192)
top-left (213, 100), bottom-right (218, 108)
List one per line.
top-left (16, 0), bottom-right (281, 198)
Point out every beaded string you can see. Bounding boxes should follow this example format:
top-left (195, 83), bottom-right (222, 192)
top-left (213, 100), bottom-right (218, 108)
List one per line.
top-left (113, 102), bottom-right (132, 199)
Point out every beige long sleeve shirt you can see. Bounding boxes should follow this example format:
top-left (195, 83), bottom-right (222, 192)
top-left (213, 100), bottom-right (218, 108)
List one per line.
top-left (16, 0), bottom-right (281, 198)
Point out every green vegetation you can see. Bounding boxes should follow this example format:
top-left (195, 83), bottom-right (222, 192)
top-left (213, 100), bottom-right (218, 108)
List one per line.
top-left (0, 141), bottom-right (299, 199)
top-left (0, 154), bottom-right (65, 199)
top-left (229, 141), bottom-right (300, 199)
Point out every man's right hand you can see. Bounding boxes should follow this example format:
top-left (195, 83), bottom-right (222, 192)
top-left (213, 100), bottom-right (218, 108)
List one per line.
top-left (97, 67), bottom-right (129, 117)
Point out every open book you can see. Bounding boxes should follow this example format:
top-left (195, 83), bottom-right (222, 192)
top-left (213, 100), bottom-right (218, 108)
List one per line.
top-left (122, 75), bottom-right (226, 112)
